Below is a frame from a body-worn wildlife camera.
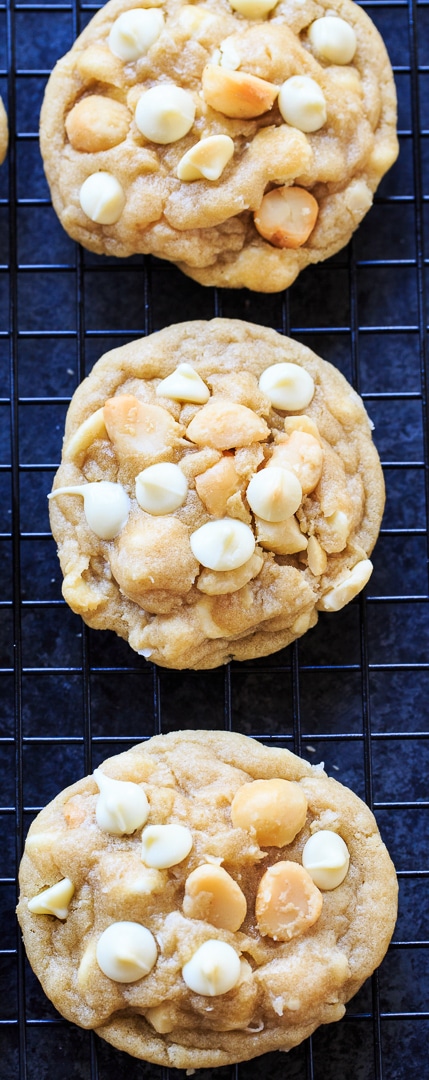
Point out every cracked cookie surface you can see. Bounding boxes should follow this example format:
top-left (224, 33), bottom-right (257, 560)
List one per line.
top-left (48, 318), bottom-right (385, 669)
top-left (17, 730), bottom-right (398, 1069)
top-left (40, 0), bottom-right (398, 291)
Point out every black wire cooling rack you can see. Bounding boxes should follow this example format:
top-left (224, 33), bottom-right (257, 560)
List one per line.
top-left (1, 1), bottom-right (428, 1077)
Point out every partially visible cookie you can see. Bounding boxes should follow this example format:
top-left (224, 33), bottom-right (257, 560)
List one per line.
top-left (48, 318), bottom-right (385, 669)
top-left (40, 0), bottom-right (398, 291)
top-left (17, 730), bottom-right (398, 1069)
top-left (0, 97), bottom-right (8, 164)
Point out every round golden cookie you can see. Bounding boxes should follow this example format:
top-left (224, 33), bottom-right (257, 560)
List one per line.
top-left (0, 97), bottom-right (8, 164)
top-left (48, 318), bottom-right (385, 669)
top-left (17, 730), bottom-right (398, 1069)
top-left (39, 0), bottom-right (398, 292)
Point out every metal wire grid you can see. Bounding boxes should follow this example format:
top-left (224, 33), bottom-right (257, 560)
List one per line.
top-left (1, 0), bottom-right (428, 1076)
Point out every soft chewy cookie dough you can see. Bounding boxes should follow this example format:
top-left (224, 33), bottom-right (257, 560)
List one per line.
top-left (17, 730), bottom-right (398, 1069)
top-left (0, 98), bottom-right (8, 163)
top-left (40, 0), bottom-right (398, 291)
top-left (49, 319), bottom-right (385, 669)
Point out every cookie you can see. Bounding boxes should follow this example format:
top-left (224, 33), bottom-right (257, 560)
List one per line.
top-left (48, 318), bottom-right (385, 669)
top-left (0, 97), bottom-right (8, 164)
top-left (17, 729), bottom-right (398, 1069)
top-left (40, 0), bottom-right (398, 292)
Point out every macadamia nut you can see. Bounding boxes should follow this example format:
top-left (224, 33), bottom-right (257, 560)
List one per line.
top-left (256, 860), bottom-right (323, 940)
top-left (231, 778), bottom-right (308, 846)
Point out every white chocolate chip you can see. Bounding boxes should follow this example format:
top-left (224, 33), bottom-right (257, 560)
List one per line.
top-left (229, 0), bottom-right (278, 17)
top-left (141, 823), bottom-right (193, 868)
top-left (190, 518), bottom-right (255, 571)
top-left (278, 76), bottom-right (327, 134)
top-left (182, 939), bottom-right (241, 996)
top-left (28, 878), bottom-right (74, 920)
top-left (156, 363), bottom-right (210, 403)
top-left (259, 363), bottom-right (315, 411)
top-left (308, 17), bottom-right (357, 65)
top-left (246, 466), bottom-right (302, 522)
top-left (108, 8), bottom-right (165, 61)
top-left (302, 830), bottom-right (350, 890)
top-left (48, 481), bottom-right (130, 540)
top-left (79, 172), bottom-right (126, 225)
top-left (135, 85), bottom-right (195, 144)
top-left (177, 135), bottom-right (234, 182)
top-left (135, 462), bottom-right (188, 515)
top-left (96, 921), bottom-right (157, 982)
top-left (317, 559), bottom-right (373, 612)
top-left (93, 768), bottom-right (149, 835)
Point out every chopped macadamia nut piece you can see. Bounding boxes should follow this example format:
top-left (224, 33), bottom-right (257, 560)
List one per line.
top-left (141, 823), bottom-right (193, 868)
top-left (79, 172), bottom-right (125, 224)
top-left (229, 0), bottom-right (278, 16)
top-left (28, 878), bottom-right (75, 920)
top-left (317, 559), bottom-right (373, 611)
top-left (66, 96), bottom-right (131, 153)
top-left (196, 549), bottom-right (263, 594)
top-left (93, 769), bottom-right (149, 835)
top-left (179, 5), bottom-right (214, 34)
top-left (219, 38), bottom-right (241, 71)
top-left (256, 861), bottom-right (323, 941)
top-left (278, 76), bottom-right (327, 134)
top-left (302, 830), bottom-right (350, 890)
top-left (135, 463), bottom-right (188, 515)
top-left (195, 455), bottom-right (240, 517)
top-left (156, 363), bottom-right (210, 404)
top-left (135, 85), bottom-right (196, 144)
top-left (186, 399), bottom-right (269, 450)
top-left (202, 64), bottom-right (278, 119)
top-left (323, 509), bottom-right (350, 551)
top-left (246, 466), bottom-right (302, 522)
top-left (231, 778), bottom-right (307, 846)
top-left (255, 514), bottom-right (308, 554)
top-left (96, 921), bottom-right (157, 982)
top-left (108, 8), bottom-right (165, 61)
top-left (177, 135), bottom-right (234, 182)
top-left (63, 407), bottom-right (107, 462)
top-left (307, 535), bottom-right (328, 575)
top-left (110, 516), bottom-right (199, 606)
top-left (75, 45), bottom-right (125, 88)
top-left (190, 517), bottom-right (255, 571)
top-left (103, 394), bottom-right (183, 464)
top-left (284, 415), bottom-right (321, 441)
top-left (182, 939), bottom-right (241, 996)
top-left (145, 1003), bottom-right (176, 1033)
top-left (183, 864), bottom-right (247, 931)
top-left (308, 16), bottom-right (357, 65)
top-left (269, 431), bottom-right (324, 494)
top-left (259, 363), bottom-right (315, 412)
top-left (48, 481), bottom-right (130, 540)
top-left (254, 186), bottom-right (319, 249)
